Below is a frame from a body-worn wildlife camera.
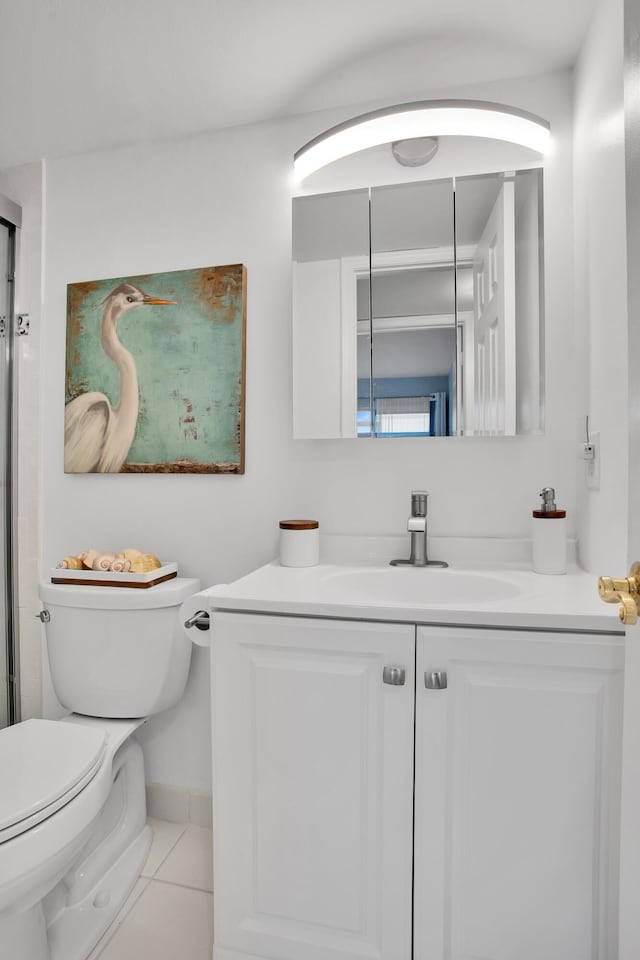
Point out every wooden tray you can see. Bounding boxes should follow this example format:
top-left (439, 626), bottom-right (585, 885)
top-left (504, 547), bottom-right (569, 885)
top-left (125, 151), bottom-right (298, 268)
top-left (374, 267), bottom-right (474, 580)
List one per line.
top-left (51, 561), bottom-right (178, 589)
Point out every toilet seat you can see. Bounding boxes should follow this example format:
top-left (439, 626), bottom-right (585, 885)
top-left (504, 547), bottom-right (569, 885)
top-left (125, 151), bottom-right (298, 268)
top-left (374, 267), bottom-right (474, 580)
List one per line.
top-left (0, 719), bottom-right (106, 844)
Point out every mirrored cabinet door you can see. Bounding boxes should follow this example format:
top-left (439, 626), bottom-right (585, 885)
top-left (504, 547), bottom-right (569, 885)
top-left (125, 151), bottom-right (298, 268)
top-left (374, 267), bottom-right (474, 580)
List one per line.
top-left (292, 188), bottom-right (370, 438)
top-left (454, 168), bottom-right (543, 436)
top-left (367, 179), bottom-right (456, 438)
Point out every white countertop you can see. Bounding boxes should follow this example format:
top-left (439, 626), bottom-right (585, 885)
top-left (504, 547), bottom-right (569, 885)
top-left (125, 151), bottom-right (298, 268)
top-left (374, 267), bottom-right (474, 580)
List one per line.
top-left (206, 555), bottom-right (625, 634)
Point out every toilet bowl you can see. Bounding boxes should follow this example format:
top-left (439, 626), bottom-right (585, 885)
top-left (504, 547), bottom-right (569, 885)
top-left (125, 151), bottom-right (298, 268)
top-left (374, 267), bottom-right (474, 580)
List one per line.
top-left (0, 576), bottom-right (200, 960)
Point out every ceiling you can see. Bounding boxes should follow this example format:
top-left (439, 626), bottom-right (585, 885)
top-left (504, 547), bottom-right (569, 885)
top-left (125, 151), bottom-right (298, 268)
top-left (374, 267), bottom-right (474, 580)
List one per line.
top-left (0, 0), bottom-right (598, 169)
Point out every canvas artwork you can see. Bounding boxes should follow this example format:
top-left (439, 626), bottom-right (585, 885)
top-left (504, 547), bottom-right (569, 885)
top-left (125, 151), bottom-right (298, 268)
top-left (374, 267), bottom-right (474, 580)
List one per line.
top-left (64, 264), bottom-right (246, 474)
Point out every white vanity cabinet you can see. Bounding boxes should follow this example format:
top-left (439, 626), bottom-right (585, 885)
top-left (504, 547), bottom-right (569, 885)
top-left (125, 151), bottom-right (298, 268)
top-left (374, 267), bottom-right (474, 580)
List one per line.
top-left (211, 611), bottom-right (624, 960)
top-left (414, 626), bottom-right (624, 960)
top-left (211, 612), bottom-right (415, 960)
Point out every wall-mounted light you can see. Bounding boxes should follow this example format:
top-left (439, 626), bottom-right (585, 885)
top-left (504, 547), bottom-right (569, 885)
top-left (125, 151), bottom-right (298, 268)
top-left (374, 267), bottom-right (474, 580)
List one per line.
top-left (294, 99), bottom-right (551, 182)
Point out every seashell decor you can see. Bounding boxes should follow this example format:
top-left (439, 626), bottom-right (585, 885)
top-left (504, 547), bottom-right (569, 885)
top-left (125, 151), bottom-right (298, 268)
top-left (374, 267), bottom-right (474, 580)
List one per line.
top-left (56, 556), bottom-right (83, 570)
top-left (56, 550), bottom-right (162, 574)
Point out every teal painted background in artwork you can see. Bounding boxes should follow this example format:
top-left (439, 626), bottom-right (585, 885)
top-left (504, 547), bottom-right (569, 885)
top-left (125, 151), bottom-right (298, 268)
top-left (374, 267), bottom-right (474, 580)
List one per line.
top-left (66, 264), bottom-right (246, 472)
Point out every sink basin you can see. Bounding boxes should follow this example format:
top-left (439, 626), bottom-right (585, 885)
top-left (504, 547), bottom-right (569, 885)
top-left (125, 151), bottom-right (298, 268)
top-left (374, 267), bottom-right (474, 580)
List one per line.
top-left (316, 566), bottom-right (521, 606)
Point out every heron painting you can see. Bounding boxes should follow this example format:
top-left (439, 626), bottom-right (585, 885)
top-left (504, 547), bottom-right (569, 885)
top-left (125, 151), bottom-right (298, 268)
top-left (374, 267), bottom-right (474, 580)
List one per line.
top-left (65, 264), bottom-right (246, 474)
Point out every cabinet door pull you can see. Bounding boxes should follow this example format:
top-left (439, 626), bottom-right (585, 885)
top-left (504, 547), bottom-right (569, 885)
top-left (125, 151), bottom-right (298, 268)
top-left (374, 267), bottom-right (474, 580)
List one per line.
top-left (424, 670), bottom-right (447, 690)
top-left (383, 665), bottom-right (406, 686)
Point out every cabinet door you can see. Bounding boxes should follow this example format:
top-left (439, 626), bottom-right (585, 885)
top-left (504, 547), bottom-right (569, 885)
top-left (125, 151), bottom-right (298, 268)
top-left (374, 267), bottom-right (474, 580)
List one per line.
top-left (414, 626), bottom-right (624, 960)
top-left (211, 612), bottom-right (415, 960)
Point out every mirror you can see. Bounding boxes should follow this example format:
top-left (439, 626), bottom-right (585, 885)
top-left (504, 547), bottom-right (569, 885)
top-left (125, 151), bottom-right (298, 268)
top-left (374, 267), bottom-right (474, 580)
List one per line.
top-left (292, 166), bottom-right (544, 439)
top-left (366, 178), bottom-right (456, 438)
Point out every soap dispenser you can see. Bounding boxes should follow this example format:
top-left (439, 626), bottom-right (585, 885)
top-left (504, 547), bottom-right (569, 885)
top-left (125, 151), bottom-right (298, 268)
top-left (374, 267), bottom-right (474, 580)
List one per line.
top-left (532, 487), bottom-right (567, 575)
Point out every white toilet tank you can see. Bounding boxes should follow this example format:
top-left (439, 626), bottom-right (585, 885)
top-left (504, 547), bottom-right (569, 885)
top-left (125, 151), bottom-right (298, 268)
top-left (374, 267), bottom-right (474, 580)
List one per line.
top-left (38, 577), bottom-right (200, 719)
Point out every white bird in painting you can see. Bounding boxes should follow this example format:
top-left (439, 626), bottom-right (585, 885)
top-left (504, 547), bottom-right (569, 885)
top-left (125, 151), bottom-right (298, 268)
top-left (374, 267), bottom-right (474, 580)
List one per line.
top-left (64, 282), bottom-right (176, 473)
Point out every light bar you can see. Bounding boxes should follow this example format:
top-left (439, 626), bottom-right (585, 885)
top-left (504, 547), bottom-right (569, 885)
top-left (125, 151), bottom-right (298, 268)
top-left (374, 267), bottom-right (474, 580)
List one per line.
top-left (294, 99), bottom-right (551, 182)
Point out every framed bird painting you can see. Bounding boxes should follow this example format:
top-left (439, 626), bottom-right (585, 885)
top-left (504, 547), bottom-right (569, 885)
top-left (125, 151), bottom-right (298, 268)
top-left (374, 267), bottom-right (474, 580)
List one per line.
top-left (64, 264), bottom-right (246, 474)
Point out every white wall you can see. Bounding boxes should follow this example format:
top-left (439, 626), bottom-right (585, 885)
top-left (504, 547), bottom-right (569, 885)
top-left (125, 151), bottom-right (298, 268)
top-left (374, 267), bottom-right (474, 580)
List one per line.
top-left (573, 0), bottom-right (628, 574)
top-left (42, 69), bottom-right (575, 791)
top-left (43, 124), bottom-right (296, 790)
top-left (358, 328), bottom-right (456, 379)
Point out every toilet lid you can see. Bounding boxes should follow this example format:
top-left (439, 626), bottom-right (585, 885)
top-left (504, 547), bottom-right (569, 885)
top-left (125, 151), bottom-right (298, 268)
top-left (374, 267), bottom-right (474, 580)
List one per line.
top-left (0, 719), bottom-right (106, 841)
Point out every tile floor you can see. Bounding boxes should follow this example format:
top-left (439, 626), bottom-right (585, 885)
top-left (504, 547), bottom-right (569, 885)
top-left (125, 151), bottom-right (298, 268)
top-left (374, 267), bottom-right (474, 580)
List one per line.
top-left (88, 820), bottom-right (213, 960)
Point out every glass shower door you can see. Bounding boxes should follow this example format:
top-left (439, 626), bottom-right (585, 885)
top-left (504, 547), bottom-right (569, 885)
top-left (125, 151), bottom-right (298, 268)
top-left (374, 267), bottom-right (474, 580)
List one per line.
top-left (0, 214), bottom-right (15, 727)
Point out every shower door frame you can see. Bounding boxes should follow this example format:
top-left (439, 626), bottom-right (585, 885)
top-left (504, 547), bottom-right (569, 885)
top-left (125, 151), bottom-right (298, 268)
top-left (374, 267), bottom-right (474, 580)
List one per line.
top-left (0, 191), bottom-right (21, 726)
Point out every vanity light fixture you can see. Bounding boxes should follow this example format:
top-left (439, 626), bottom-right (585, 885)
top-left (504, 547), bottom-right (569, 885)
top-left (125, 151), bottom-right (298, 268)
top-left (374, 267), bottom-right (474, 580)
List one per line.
top-left (391, 136), bottom-right (439, 167)
top-left (294, 99), bottom-right (551, 182)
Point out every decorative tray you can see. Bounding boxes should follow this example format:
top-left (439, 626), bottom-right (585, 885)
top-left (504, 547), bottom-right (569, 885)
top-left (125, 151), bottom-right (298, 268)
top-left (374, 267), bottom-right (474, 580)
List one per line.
top-left (51, 561), bottom-right (178, 589)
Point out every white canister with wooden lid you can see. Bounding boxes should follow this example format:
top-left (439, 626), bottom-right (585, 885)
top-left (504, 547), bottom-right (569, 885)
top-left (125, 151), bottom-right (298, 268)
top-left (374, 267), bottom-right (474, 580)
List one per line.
top-left (279, 519), bottom-right (319, 567)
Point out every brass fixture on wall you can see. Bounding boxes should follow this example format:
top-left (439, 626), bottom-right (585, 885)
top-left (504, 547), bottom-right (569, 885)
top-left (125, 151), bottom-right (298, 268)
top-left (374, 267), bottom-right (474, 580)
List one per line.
top-left (598, 563), bottom-right (640, 624)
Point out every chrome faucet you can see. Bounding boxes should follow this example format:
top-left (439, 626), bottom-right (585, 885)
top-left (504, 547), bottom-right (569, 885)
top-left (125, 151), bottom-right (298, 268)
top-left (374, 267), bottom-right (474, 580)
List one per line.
top-left (390, 491), bottom-right (448, 568)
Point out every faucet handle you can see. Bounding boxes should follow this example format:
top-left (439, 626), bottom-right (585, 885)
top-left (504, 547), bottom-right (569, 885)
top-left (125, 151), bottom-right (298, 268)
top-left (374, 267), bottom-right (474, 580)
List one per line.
top-left (411, 490), bottom-right (428, 517)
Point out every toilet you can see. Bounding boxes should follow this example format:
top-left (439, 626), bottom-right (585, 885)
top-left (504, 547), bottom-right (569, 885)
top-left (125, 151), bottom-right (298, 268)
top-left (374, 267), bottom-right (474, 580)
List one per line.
top-left (0, 576), bottom-right (200, 960)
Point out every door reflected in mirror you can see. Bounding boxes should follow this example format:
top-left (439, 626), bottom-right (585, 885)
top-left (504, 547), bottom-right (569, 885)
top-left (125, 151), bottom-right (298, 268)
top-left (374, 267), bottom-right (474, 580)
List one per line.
top-left (292, 167), bottom-right (543, 439)
top-left (455, 169), bottom-right (543, 436)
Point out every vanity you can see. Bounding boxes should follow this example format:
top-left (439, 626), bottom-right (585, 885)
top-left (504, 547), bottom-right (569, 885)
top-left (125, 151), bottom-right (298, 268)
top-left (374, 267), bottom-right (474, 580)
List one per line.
top-left (206, 547), bottom-right (624, 960)
top-left (204, 99), bottom-right (620, 959)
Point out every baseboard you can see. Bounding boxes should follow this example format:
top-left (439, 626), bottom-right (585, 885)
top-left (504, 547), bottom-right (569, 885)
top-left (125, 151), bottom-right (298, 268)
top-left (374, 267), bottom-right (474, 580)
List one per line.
top-left (145, 782), bottom-right (212, 828)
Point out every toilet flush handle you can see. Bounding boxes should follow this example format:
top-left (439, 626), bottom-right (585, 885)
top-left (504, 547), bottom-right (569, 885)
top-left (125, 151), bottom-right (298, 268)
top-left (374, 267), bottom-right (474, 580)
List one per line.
top-left (36, 610), bottom-right (50, 622)
top-left (184, 609), bottom-right (210, 631)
